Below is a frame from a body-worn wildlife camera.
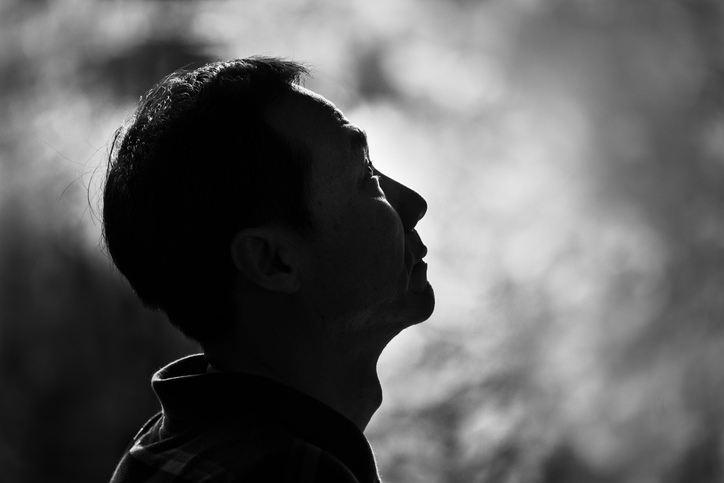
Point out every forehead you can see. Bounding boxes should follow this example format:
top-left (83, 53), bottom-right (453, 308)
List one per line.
top-left (267, 86), bottom-right (367, 156)
top-left (288, 85), bottom-right (347, 125)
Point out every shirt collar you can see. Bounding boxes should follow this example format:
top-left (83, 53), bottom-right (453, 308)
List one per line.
top-left (151, 354), bottom-right (379, 482)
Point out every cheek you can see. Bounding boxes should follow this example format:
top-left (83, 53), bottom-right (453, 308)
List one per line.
top-left (330, 214), bottom-right (400, 281)
top-left (319, 200), bottom-right (405, 280)
top-left (357, 208), bottom-right (406, 285)
top-left (358, 202), bottom-right (403, 251)
top-left (303, 209), bottom-right (407, 324)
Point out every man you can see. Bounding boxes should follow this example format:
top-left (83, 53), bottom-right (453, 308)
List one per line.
top-left (104, 56), bottom-right (434, 483)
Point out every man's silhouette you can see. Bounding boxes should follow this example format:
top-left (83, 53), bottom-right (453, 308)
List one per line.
top-left (104, 56), bottom-right (434, 483)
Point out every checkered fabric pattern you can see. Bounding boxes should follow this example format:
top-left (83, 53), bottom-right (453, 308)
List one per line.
top-left (108, 355), bottom-right (380, 483)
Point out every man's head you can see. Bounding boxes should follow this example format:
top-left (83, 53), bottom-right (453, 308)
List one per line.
top-left (103, 57), bottom-right (434, 347)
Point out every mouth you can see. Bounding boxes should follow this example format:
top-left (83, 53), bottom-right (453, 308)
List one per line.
top-left (406, 230), bottom-right (431, 295)
top-left (406, 230), bottom-right (428, 267)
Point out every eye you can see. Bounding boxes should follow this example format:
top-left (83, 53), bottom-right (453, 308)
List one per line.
top-left (366, 158), bottom-right (377, 177)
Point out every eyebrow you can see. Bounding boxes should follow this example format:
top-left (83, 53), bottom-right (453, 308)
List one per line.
top-left (348, 126), bottom-right (369, 154)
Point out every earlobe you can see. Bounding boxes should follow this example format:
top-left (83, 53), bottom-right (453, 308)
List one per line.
top-left (230, 227), bottom-right (302, 294)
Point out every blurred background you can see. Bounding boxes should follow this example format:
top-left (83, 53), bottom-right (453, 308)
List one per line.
top-left (2, 0), bottom-right (724, 481)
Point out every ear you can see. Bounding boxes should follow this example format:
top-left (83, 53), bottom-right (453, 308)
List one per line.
top-left (229, 227), bottom-right (303, 294)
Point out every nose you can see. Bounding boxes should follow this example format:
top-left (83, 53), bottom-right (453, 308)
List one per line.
top-left (379, 173), bottom-right (428, 233)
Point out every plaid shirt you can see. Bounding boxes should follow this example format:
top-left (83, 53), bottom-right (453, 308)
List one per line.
top-left (109, 354), bottom-right (381, 483)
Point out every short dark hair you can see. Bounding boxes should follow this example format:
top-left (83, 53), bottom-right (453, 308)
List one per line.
top-left (102, 57), bottom-right (312, 344)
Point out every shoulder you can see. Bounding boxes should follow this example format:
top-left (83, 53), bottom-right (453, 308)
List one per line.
top-left (110, 416), bottom-right (368, 483)
top-left (281, 439), bottom-right (365, 483)
top-left (206, 434), bottom-right (366, 482)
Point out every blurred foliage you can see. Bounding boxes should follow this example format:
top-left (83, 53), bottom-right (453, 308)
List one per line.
top-left (2, 0), bottom-right (724, 482)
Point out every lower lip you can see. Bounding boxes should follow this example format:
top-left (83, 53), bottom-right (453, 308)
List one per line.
top-left (410, 261), bottom-right (428, 293)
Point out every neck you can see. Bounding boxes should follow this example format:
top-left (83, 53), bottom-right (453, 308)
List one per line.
top-left (302, 349), bottom-right (383, 430)
top-left (205, 326), bottom-right (386, 431)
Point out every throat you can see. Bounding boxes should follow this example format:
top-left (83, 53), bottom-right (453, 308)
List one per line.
top-left (328, 367), bottom-right (383, 431)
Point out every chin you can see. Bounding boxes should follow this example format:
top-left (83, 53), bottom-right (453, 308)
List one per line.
top-left (389, 282), bottom-right (436, 329)
top-left (338, 283), bottom-right (436, 338)
top-left (411, 282), bottom-right (436, 324)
